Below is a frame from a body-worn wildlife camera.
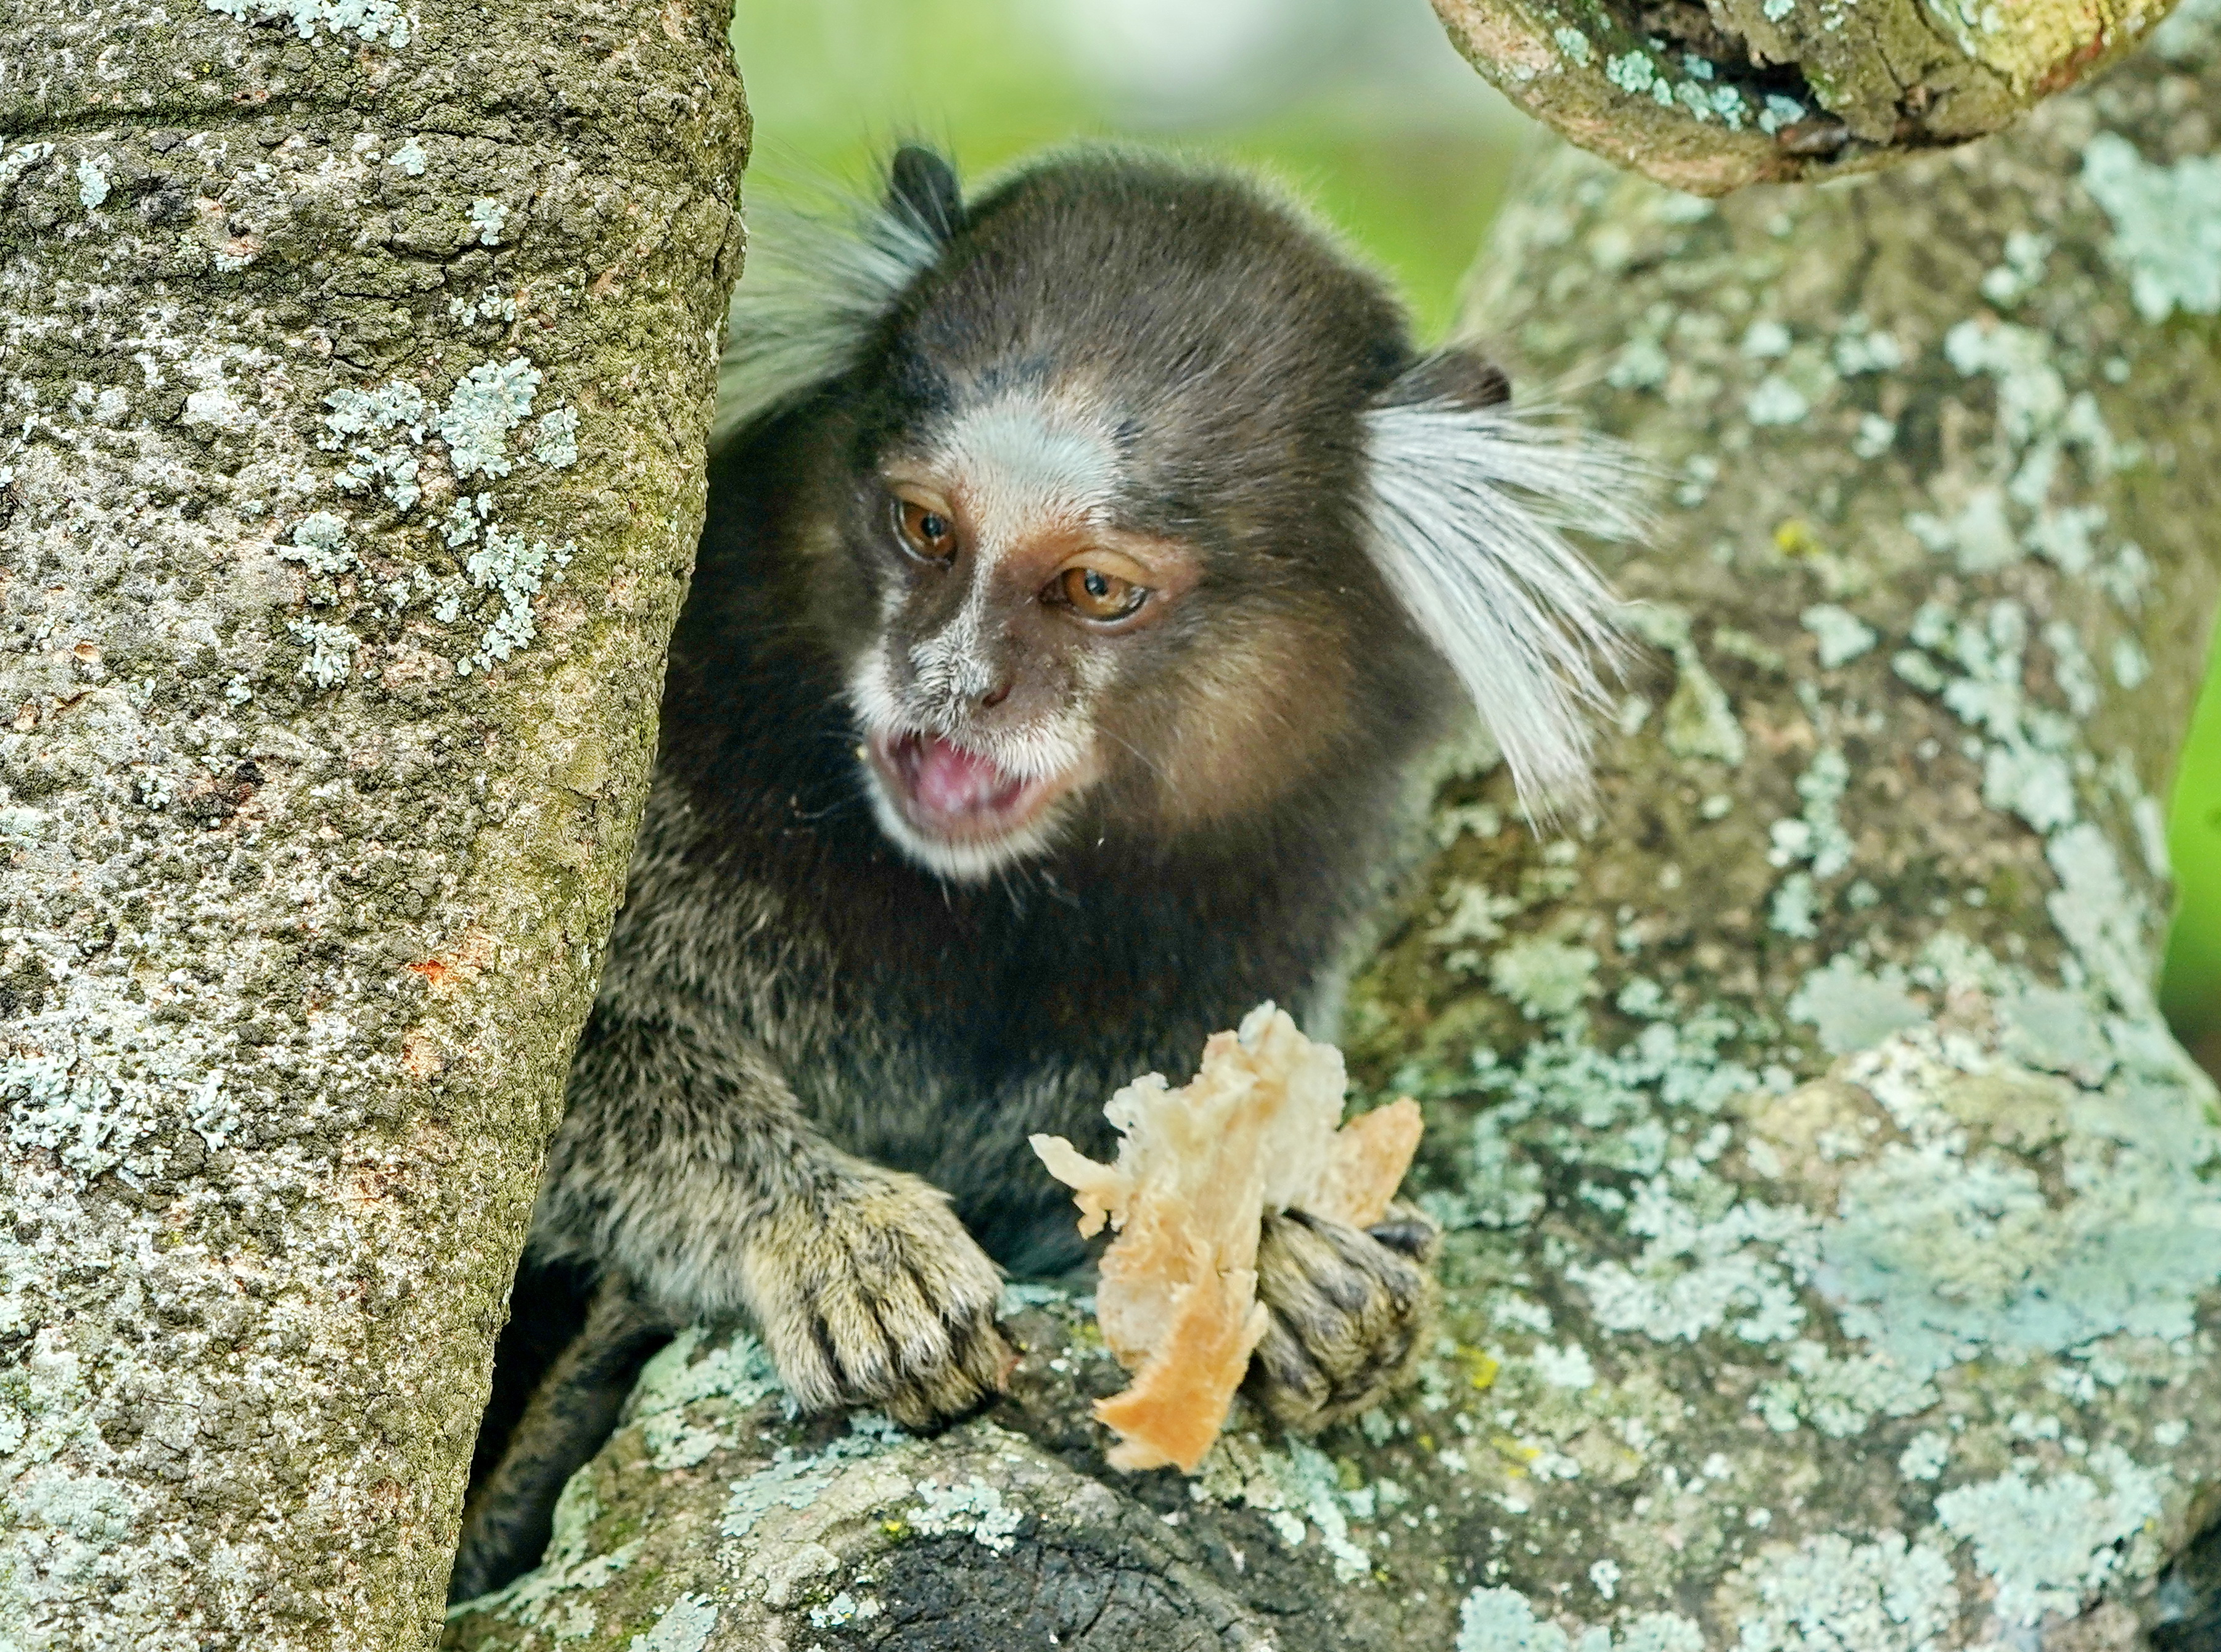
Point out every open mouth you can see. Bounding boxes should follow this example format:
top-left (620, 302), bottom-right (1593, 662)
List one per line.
top-left (866, 730), bottom-right (1070, 847)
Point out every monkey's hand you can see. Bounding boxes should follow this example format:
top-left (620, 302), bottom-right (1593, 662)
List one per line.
top-left (741, 1168), bottom-right (1014, 1430)
top-left (1242, 1201), bottom-right (1440, 1434)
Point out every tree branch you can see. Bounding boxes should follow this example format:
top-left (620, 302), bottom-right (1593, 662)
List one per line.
top-left (1427, 0), bottom-right (2199, 192)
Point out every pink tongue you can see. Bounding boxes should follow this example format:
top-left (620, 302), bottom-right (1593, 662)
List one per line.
top-left (912, 736), bottom-right (1012, 816)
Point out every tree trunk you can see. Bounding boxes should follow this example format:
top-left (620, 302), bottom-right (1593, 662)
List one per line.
top-left (0, 0), bottom-right (747, 1643)
top-left (443, 12), bottom-right (2221, 1649)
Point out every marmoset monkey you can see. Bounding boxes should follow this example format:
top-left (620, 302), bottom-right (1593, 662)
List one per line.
top-left (451, 143), bottom-right (1633, 1600)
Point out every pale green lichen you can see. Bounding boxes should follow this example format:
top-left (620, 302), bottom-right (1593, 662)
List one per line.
top-left (1786, 957), bottom-right (1923, 1055)
top-left (1566, 1179), bottom-right (1814, 1346)
top-left (1455, 1588), bottom-right (1704, 1652)
top-left (807, 1590), bottom-right (882, 1629)
top-left (1755, 95), bottom-right (1808, 135)
top-left (2080, 134), bottom-right (2221, 323)
top-left (287, 619), bottom-right (357, 688)
top-left (2045, 821), bottom-right (2156, 1014)
top-left (1741, 320), bottom-right (1792, 358)
top-left (454, 1474), bottom-right (642, 1621)
top-left (1891, 596), bottom-right (2094, 836)
top-left (2111, 635), bottom-right (2149, 689)
top-left (1824, 1032), bottom-right (2221, 1379)
top-left (1745, 377), bottom-right (1811, 426)
top-left (458, 530), bottom-right (575, 675)
top-left (1628, 607), bottom-right (1749, 769)
top-left (1605, 52), bottom-right (1672, 107)
top-left (202, 0), bottom-right (414, 47)
top-left (1750, 1339), bottom-right (1936, 1437)
top-left (1907, 487), bottom-right (2019, 575)
top-left (1899, 1432), bottom-right (1950, 1481)
top-left (1490, 938), bottom-right (1600, 1019)
top-left (1993, 982), bottom-right (2113, 1084)
top-left (1799, 605), bottom-right (1876, 668)
top-left (630, 1592), bottom-right (719, 1652)
top-left (1770, 871), bottom-right (1819, 939)
top-left (721, 1414), bottom-right (908, 1542)
top-left (1530, 1342), bottom-right (1596, 1389)
top-left (308, 359), bottom-right (584, 676)
top-left (1830, 316), bottom-right (1905, 376)
top-left (627, 1327), bottom-right (779, 1469)
top-left (1768, 746), bottom-right (1853, 881)
top-left (1194, 1437), bottom-right (1375, 1581)
top-left (469, 198), bottom-right (510, 247)
top-left (1933, 1447), bottom-right (2166, 1624)
top-left (1730, 1531), bottom-right (1958, 1651)
top-left (439, 358), bottom-right (543, 480)
top-left (533, 407), bottom-right (581, 469)
top-left (443, 493), bottom-right (491, 548)
top-left (74, 157), bottom-right (110, 210)
top-left (283, 511), bottom-right (358, 577)
top-left (1978, 229), bottom-right (2053, 308)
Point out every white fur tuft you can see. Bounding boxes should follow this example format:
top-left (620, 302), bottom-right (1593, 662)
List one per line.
top-left (713, 194), bottom-right (945, 445)
top-left (1361, 400), bottom-right (1643, 818)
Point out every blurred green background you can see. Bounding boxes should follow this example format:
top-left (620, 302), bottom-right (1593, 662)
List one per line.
top-left (728, 0), bottom-right (2221, 1069)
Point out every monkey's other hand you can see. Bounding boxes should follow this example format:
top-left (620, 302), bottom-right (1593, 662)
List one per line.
top-left (742, 1170), bottom-right (1013, 1430)
top-left (1242, 1201), bottom-right (1440, 1434)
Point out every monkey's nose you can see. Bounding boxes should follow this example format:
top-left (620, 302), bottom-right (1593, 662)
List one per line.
top-left (978, 680), bottom-right (1012, 710)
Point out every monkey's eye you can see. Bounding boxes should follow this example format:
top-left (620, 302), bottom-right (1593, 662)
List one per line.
top-left (1054, 565), bottom-right (1147, 622)
top-left (895, 498), bottom-right (958, 562)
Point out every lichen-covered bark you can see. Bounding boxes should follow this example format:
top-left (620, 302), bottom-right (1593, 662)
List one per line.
top-left (0, 0), bottom-right (747, 1644)
top-left (441, 22), bottom-right (2221, 1652)
top-left (1427, 0), bottom-right (2192, 193)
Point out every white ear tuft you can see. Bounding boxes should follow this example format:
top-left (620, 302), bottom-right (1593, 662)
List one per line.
top-left (1360, 400), bottom-right (1643, 820)
top-left (712, 194), bottom-right (945, 446)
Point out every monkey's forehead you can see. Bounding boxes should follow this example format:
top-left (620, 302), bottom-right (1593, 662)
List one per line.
top-left (890, 395), bottom-right (1120, 534)
top-left (890, 167), bottom-right (1410, 419)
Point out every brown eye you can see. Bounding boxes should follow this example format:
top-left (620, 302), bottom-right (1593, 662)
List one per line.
top-left (897, 498), bottom-right (957, 562)
top-left (1056, 565), bottom-right (1146, 621)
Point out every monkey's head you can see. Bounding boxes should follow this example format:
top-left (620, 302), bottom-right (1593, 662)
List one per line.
top-left (723, 146), bottom-right (1637, 882)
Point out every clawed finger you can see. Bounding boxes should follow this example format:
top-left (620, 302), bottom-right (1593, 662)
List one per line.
top-left (1365, 1201), bottom-right (1442, 1262)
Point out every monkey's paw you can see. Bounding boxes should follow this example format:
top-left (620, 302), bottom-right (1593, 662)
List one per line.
top-left (742, 1171), bottom-right (1013, 1430)
top-left (1242, 1201), bottom-right (1440, 1434)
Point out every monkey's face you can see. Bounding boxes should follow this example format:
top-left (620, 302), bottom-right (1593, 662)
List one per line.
top-left (841, 390), bottom-right (1236, 881)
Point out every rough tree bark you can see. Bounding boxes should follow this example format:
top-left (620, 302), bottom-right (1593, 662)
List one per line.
top-left (0, 0), bottom-right (745, 1644)
top-left (442, 10), bottom-right (2221, 1652)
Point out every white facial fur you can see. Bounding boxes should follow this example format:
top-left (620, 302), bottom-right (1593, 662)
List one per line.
top-left (847, 395), bottom-right (1124, 882)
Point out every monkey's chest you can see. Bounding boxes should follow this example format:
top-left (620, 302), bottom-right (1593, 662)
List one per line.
top-left (770, 892), bottom-right (1284, 1240)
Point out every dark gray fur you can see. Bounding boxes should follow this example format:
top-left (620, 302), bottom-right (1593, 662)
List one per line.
top-left (452, 144), bottom-right (1575, 1601)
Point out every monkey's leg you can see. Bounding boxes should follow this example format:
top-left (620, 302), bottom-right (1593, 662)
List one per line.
top-left (1241, 1201), bottom-right (1442, 1433)
top-left (533, 1019), bottom-right (1014, 1434)
top-left (447, 1278), bottom-right (673, 1605)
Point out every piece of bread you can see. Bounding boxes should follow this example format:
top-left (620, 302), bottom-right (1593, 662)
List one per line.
top-left (1030, 1003), bottom-right (1424, 1472)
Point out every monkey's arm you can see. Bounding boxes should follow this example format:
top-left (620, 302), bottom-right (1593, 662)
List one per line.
top-left (530, 1016), bottom-right (1012, 1427)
